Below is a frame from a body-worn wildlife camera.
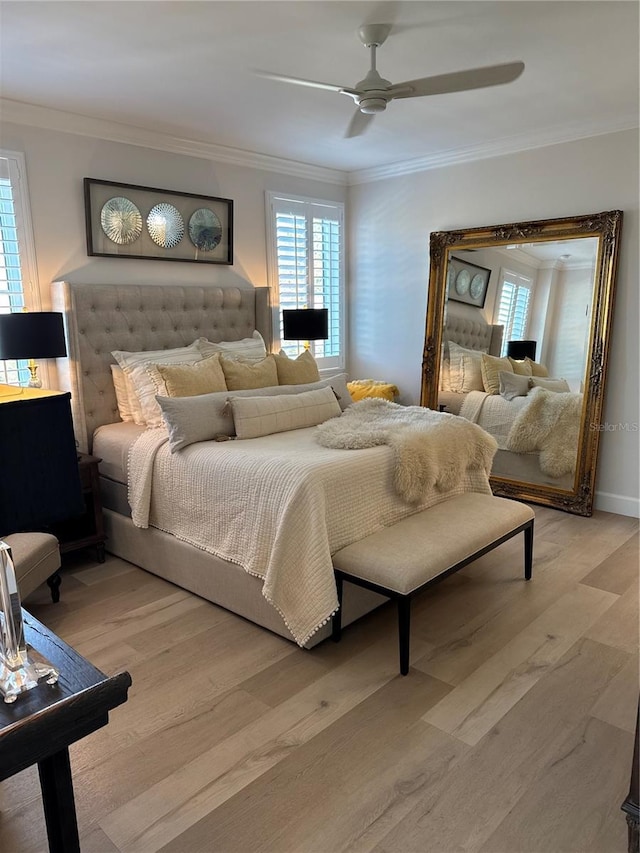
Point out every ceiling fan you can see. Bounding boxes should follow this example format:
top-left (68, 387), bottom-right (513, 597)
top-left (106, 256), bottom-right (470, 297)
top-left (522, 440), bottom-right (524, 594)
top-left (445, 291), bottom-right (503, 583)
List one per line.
top-left (256, 24), bottom-right (524, 138)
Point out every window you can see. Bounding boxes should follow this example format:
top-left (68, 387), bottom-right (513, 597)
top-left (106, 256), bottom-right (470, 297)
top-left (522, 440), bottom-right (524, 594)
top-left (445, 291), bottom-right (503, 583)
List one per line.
top-left (0, 150), bottom-right (40, 385)
top-left (494, 269), bottom-right (533, 355)
top-left (266, 192), bottom-right (345, 370)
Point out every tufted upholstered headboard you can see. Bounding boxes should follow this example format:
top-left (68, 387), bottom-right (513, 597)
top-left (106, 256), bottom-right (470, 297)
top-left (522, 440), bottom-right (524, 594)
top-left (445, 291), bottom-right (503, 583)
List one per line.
top-left (443, 309), bottom-right (503, 356)
top-left (52, 282), bottom-right (271, 452)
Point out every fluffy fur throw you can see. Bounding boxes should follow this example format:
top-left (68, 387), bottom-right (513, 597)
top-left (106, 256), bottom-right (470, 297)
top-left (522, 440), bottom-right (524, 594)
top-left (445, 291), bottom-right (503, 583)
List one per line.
top-left (506, 387), bottom-right (582, 477)
top-left (315, 398), bottom-right (497, 503)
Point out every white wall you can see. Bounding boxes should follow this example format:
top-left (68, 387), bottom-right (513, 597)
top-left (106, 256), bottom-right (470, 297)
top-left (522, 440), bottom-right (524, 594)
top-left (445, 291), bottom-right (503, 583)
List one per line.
top-left (1, 122), bottom-right (346, 302)
top-left (348, 129), bottom-right (639, 516)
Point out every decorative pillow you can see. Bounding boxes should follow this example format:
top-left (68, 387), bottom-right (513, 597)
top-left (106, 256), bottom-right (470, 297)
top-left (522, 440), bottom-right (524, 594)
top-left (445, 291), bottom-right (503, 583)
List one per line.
top-left (156, 354), bottom-right (227, 398)
top-left (481, 353), bottom-right (514, 394)
top-left (530, 376), bottom-right (571, 393)
top-left (229, 385), bottom-right (341, 440)
top-left (508, 357), bottom-right (533, 376)
top-left (347, 380), bottom-right (399, 402)
top-left (126, 356), bottom-right (205, 427)
top-left (220, 354), bottom-right (278, 390)
top-left (110, 365), bottom-right (133, 422)
top-left (448, 342), bottom-right (486, 393)
top-left (197, 331), bottom-right (267, 363)
top-left (273, 350), bottom-right (321, 385)
top-left (157, 377), bottom-right (351, 452)
top-left (112, 340), bottom-right (202, 371)
top-left (499, 371), bottom-right (530, 401)
top-left (526, 358), bottom-right (549, 377)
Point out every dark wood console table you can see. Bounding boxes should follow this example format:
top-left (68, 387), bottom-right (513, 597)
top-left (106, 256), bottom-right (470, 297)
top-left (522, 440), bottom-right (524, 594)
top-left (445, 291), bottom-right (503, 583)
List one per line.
top-left (0, 610), bottom-right (131, 852)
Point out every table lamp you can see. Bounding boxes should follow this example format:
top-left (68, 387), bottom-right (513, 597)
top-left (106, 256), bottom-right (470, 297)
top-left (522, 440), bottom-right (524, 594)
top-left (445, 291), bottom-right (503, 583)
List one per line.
top-left (506, 340), bottom-right (537, 362)
top-left (282, 308), bottom-right (329, 351)
top-left (0, 312), bottom-right (67, 388)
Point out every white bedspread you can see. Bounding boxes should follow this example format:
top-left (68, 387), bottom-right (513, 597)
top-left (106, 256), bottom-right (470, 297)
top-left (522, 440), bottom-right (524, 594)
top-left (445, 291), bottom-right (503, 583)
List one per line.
top-left (460, 391), bottom-right (530, 449)
top-left (128, 426), bottom-right (492, 645)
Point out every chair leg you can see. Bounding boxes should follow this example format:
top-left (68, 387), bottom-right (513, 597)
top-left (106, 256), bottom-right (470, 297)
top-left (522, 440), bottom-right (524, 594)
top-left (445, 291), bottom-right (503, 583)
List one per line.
top-left (524, 521), bottom-right (534, 581)
top-left (47, 571), bottom-right (62, 603)
top-left (332, 573), bottom-right (344, 642)
top-left (398, 596), bottom-right (411, 676)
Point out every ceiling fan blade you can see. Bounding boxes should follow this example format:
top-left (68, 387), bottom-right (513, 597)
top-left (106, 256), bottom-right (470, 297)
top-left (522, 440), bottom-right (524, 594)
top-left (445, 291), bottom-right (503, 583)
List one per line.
top-left (255, 70), bottom-right (346, 94)
top-left (391, 61), bottom-right (525, 99)
top-left (345, 110), bottom-right (375, 139)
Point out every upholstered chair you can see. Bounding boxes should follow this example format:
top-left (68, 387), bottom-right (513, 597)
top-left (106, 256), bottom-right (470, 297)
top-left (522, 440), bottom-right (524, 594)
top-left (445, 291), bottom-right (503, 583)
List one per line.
top-left (1, 533), bottom-right (62, 603)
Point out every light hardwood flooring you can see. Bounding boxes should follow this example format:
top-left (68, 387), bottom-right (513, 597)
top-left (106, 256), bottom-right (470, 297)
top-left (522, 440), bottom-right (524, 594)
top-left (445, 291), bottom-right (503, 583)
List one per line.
top-left (0, 506), bottom-right (638, 853)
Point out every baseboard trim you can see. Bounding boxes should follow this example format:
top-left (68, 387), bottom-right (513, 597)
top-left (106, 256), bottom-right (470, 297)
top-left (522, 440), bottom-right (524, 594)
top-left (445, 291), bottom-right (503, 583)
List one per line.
top-left (594, 490), bottom-right (640, 518)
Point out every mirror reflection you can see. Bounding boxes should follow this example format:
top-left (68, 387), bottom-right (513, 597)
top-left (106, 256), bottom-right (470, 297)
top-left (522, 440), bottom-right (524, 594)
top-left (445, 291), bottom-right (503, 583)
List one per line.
top-left (421, 210), bottom-right (622, 516)
top-left (439, 237), bottom-right (597, 491)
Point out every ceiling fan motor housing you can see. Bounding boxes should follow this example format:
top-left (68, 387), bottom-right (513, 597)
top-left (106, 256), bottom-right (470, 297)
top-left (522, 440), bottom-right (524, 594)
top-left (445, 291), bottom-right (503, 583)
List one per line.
top-left (358, 97), bottom-right (387, 114)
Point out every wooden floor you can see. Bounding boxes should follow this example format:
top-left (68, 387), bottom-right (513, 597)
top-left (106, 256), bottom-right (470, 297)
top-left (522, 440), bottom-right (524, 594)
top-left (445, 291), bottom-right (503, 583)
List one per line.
top-left (1, 506), bottom-right (638, 853)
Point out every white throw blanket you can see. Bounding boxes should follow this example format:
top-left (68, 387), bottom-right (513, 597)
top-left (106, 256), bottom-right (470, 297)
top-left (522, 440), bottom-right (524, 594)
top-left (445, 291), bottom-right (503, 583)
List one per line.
top-left (506, 387), bottom-right (583, 477)
top-left (127, 423), bottom-right (492, 646)
top-left (315, 399), bottom-right (497, 503)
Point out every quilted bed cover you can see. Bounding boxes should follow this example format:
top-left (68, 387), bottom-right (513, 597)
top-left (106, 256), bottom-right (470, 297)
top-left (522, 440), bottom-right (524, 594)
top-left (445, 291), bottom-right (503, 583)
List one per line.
top-left (128, 425), bottom-right (492, 645)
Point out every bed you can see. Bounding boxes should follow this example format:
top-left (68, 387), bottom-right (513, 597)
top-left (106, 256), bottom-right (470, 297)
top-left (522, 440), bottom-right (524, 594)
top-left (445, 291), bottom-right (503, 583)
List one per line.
top-left (438, 309), bottom-right (581, 489)
top-left (52, 281), bottom-right (493, 647)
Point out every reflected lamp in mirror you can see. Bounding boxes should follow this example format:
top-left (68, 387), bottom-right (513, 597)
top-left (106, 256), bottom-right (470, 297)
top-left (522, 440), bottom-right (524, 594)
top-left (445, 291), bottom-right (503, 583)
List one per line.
top-left (0, 312), bottom-right (67, 388)
top-left (282, 308), bottom-right (329, 350)
top-left (507, 340), bottom-right (537, 361)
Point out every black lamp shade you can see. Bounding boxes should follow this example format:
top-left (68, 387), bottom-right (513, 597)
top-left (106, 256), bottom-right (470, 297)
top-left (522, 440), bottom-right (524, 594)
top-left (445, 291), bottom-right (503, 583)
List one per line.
top-left (0, 312), bottom-right (67, 360)
top-left (506, 340), bottom-right (537, 361)
top-left (282, 308), bottom-right (329, 341)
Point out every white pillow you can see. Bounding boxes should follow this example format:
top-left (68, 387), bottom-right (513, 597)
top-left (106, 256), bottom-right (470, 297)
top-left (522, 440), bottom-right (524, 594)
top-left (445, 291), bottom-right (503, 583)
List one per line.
top-left (448, 342), bottom-right (485, 393)
top-left (197, 331), bottom-right (267, 363)
top-left (530, 376), bottom-right (571, 393)
top-left (112, 340), bottom-right (205, 426)
top-left (157, 375), bottom-right (350, 452)
top-left (499, 371), bottom-right (530, 401)
top-left (229, 385), bottom-right (341, 440)
top-left (111, 340), bottom-right (203, 371)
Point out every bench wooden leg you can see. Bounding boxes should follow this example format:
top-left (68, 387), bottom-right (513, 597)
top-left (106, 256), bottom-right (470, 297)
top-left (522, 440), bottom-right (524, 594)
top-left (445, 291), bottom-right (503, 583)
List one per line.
top-left (524, 521), bottom-right (534, 581)
top-left (332, 573), bottom-right (344, 642)
top-left (398, 596), bottom-right (411, 676)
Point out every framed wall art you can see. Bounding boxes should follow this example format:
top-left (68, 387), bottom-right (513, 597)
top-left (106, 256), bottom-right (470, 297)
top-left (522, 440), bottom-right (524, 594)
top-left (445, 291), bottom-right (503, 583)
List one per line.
top-left (446, 256), bottom-right (491, 307)
top-left (84, 178), bottom-right (233, 265)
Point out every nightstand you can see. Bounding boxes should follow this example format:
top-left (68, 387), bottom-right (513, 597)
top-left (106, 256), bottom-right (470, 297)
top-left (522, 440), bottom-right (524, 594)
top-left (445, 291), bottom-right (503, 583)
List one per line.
top-left (50, 453), bottom-right (106, 563)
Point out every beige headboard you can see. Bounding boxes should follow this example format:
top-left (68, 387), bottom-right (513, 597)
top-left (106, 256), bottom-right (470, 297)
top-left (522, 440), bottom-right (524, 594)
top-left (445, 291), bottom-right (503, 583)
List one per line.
top-left (52, 282), bottom-right (271, 452)
top-left (444, 311), bottom-right (503, 356)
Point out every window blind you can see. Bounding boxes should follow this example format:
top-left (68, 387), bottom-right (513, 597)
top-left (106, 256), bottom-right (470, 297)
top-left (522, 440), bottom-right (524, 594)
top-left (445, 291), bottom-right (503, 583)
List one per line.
top-left (0, 156), bottom-right (28, 385)
top-left (495, 270), bottom-right (533, 355)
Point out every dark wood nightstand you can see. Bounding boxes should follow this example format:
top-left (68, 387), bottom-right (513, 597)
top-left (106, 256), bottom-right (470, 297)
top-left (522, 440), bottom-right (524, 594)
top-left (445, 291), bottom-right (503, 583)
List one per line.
top-left (50, 453), bottom-right (106, 563)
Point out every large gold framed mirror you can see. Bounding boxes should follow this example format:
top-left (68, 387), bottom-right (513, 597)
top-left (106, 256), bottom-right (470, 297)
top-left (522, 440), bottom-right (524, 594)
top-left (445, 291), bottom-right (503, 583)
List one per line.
top-left (421, 210), bottom-right (622, 516)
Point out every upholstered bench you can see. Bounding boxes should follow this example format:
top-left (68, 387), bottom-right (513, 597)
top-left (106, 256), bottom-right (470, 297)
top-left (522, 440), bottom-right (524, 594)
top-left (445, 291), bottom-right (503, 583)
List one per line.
top-left (331, 493), bottom-right (534, 675)
top-left (1, 533), bottom-right (62, 603)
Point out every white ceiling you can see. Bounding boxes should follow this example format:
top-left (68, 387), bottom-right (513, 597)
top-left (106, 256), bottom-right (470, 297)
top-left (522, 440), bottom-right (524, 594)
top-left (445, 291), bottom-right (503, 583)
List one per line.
top-left (1, 1), bottom-right (638, 175)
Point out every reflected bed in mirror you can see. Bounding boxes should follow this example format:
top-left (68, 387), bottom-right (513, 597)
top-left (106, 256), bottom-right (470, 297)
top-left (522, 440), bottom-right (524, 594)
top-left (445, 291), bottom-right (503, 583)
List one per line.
top-left (421, 211), bottom-right (623, 516)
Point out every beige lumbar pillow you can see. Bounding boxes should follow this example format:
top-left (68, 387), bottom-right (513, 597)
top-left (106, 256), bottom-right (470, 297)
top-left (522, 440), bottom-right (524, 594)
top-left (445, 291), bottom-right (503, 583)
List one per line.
top-left (156, 353), bottom-right (226, 398)
top-left (273, 349), bottom-right (321, 385)
top-left (229, 384), bottom-right (341, 439)
top-left (508, 357), bottom-right (533, 376)
top-left (221, 354), bottom-right (278, 391)
top-left (481, 353), bottom-right (513, 394)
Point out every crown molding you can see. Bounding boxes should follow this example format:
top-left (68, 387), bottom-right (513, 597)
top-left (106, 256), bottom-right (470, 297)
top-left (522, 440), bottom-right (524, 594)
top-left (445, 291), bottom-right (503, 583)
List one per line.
top-left (0, 99), bottom-right (348, 186)
top-left (347, 115), bottom-right (639, 185)
top-left (2, 98), bottom-right (637, 188)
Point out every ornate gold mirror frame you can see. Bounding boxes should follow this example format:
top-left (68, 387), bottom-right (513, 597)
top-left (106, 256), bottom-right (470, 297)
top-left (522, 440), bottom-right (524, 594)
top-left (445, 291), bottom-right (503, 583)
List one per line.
top-left (421, 210), bottom-right (623, 516)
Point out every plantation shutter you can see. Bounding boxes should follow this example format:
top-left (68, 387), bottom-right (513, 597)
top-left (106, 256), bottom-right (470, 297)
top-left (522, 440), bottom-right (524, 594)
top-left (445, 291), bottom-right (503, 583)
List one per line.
top-left (268, 193), bottom-right (344, 369)
top-left (495, 270), bottom-right (533, 355)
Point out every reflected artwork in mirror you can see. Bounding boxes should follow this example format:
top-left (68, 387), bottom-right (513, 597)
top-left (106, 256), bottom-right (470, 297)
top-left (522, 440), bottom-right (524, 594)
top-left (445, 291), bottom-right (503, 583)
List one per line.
top-left (421, 210), bottom-right (623, 516)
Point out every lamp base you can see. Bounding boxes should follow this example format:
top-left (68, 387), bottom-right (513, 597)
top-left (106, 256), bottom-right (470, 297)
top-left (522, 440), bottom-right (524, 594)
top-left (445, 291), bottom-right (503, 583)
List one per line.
top-left (0, 648), bottom-right (59, 703)
top-left (27, 359), bottom-right (42, 388)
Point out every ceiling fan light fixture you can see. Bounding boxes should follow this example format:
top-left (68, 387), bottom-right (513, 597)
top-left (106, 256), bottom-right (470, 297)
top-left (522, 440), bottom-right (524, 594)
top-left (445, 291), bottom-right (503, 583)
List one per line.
top-left (359, 97), bottom-right (387, 114)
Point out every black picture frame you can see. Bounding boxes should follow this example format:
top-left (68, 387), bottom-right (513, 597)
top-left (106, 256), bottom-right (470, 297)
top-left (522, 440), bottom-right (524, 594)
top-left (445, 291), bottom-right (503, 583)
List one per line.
top-left (447, 256), bottom-right (491, 307)
top-left (84, 178), bottom-right (233, 265)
